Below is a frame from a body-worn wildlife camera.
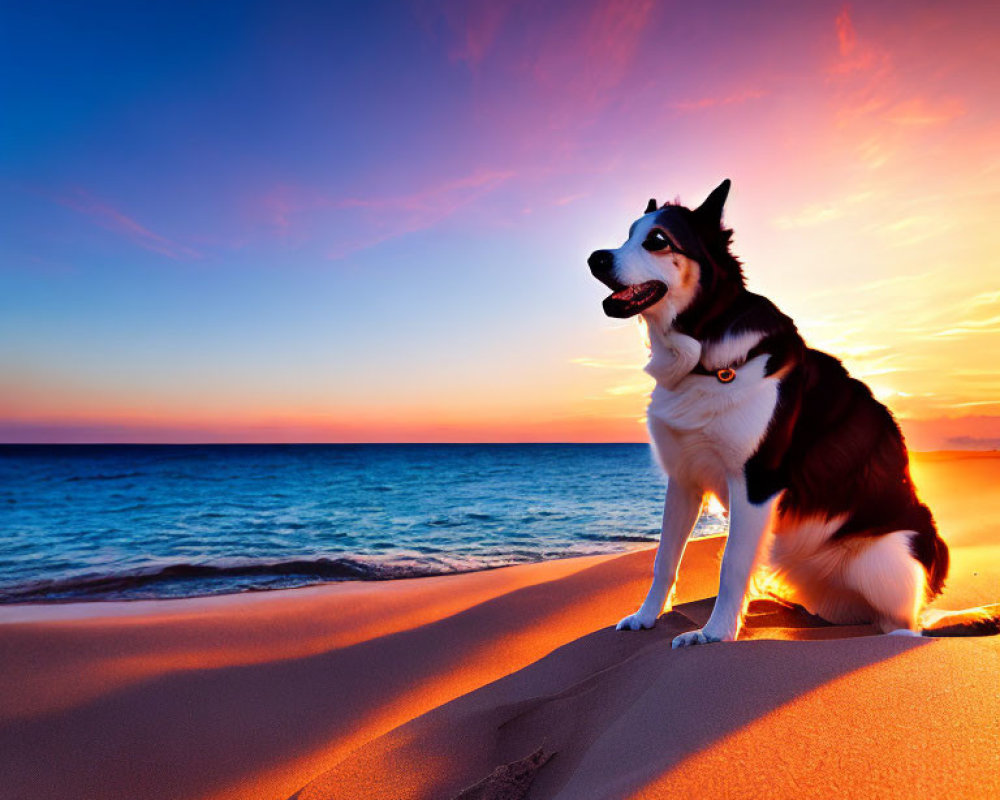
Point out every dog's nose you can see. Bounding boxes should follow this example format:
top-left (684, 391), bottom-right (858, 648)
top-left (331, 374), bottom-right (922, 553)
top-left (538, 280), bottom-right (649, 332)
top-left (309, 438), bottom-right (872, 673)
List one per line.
top-left (588, 249), bottom-right (614, 278)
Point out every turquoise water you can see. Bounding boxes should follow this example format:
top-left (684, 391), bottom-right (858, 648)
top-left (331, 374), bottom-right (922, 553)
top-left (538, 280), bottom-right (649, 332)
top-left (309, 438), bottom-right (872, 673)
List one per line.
top-left (0, 444), bottom-right (726, 602)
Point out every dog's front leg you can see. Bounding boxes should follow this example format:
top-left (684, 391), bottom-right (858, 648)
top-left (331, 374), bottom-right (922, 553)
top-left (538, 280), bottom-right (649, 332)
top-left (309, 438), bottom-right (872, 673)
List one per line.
top-left (672, 476), bottom-right (776, 647)
top-left (616, 479), bottom-right (702, 631)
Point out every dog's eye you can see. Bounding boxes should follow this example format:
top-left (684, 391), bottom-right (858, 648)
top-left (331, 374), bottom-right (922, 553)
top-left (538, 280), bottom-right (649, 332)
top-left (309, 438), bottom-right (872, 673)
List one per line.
top-left (642, 229), bottom-right (672, 252)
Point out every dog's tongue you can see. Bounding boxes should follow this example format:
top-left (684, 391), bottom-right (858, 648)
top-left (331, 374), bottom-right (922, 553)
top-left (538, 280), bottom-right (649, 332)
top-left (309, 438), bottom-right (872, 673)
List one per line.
top-left (602, 280), bottom-right (667, 318)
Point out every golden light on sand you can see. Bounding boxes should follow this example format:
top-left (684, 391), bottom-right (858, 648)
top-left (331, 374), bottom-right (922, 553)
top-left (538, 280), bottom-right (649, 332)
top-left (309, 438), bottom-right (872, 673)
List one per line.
top-left (749, 569), bottom-right (796, 607)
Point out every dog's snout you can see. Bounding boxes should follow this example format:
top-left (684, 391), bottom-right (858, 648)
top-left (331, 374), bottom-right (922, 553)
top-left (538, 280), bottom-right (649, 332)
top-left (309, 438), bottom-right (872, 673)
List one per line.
top-left (589, 249), bottom-right (625, 291)
top-left (588, 249), bottom-right (614, 278)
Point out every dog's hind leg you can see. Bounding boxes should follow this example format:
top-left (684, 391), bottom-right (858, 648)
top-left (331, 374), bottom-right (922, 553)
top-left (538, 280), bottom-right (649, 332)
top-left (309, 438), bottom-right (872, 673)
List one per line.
top-left (844, 531), bottom-right (926, 634)
top-left (616, 480), bottom-right (702, 631)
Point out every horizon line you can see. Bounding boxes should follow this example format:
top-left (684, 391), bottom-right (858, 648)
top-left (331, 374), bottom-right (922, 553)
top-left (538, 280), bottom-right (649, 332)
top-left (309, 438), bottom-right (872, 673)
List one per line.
top-left (2, 442), bottom-right (998, 454)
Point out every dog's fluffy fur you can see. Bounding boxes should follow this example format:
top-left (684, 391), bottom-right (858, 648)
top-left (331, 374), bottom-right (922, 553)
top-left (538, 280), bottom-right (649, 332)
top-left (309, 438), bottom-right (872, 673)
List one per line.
top-left (589, 180), bottom-right (951, 646)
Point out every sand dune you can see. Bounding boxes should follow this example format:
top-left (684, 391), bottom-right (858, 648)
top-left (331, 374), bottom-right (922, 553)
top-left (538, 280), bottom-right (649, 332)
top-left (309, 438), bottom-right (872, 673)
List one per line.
top-left (0, 452), bottom-right (997, 800)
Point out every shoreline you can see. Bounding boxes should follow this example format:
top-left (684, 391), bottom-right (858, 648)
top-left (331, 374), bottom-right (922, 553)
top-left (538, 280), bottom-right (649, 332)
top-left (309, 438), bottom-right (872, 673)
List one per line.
top-left (0, 547), bottom-right (640, 624)
top-left (0, 540), bottom-right (671, 612)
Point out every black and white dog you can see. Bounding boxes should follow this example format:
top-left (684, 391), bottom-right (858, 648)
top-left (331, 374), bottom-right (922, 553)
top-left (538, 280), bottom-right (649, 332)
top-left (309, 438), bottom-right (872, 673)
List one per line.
top-left (589, 180), bottom-right (951, 647)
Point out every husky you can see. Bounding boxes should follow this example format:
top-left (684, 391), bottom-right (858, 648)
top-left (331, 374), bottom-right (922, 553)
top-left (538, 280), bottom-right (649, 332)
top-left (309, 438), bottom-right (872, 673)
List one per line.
top-left (589, 180), bottom-right (956, 646)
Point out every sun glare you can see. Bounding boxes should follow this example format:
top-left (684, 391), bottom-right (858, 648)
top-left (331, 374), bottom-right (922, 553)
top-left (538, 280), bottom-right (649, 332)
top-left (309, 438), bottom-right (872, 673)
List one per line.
top-left (636, 316), bottom-right (651, 352)
top-left (703, 492), bottom-right (728, 517)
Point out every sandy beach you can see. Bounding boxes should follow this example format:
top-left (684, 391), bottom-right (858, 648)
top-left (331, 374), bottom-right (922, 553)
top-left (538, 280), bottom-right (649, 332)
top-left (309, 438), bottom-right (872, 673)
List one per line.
top-left (1, 451), bottom-right (997, 800)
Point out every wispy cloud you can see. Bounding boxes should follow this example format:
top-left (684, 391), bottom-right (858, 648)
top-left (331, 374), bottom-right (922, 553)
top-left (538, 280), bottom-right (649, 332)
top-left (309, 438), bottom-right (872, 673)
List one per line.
top-left (772, 190), bottom-right (873, 230)
top-left (332, 168), bottom-right (513, 215)
top-left (570, 357), bottom-right (644, 370)
top-left (521, 0), bottom-right (656, 125)
top-left (325, 168), bottom-right (514, 258)
top-left (773, 203), bottom-right (845, 230)
top-left (671, 89), bottom-right (767, 114)
top-left (798, 270), bottom-right (941, 301)
top-left (257, 185), bottom-right (299, 237)
top-left (884, 96), bottom-right (965, 128)
top-left (435, 1), bottom-right (513, 66)
top-left (827, 5), bottom-right (965, 148)
top-left (57, 189), bottom-right (202, 260)
top-left (255, 167), bottom-right (514, 258)
top-left (945, 436), bottom-right (1000, 449)
top-left (932, 316), bottom-right (1000, 338)
top-left (553, 193), bottom-right (589, 207)
top-left (605, 380), bottom-right (651, 397)
top-left (966, 290), bottom-right (1000, 309)
top-left (830, 4), bottom-right (885, 76)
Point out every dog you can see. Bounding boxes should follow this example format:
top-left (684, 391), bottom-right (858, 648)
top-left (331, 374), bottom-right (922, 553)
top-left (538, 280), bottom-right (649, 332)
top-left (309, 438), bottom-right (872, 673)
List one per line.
top-left (588, 180), bottom-right (955, 647)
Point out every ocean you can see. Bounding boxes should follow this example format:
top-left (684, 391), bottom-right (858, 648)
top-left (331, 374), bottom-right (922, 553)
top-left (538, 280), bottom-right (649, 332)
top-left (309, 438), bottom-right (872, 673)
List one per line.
top-left (0, 444), bottom-right (727, 603)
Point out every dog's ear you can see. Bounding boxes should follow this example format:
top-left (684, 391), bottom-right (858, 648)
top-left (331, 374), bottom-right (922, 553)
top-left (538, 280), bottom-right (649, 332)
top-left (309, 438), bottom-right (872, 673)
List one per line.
top-left (644, 198), bottom-right (658, 214)
top-left (694, 179), bottom-right (731, 226)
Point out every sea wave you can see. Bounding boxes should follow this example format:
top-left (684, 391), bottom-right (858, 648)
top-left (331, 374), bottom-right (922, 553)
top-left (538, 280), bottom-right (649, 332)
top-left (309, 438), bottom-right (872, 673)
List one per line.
top-left (576, 532), bottom-right (660, 543)
top-left (65, 471), bottom-right (145, 482)
top-left (0, 555), bottom-right (469, 603)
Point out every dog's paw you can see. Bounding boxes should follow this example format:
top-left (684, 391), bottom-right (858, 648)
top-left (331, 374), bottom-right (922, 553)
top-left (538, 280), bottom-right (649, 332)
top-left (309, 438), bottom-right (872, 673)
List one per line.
top-left (671, 628), bottom-right (726, 648)
top-left (616, 609), bottom-right (658, 631)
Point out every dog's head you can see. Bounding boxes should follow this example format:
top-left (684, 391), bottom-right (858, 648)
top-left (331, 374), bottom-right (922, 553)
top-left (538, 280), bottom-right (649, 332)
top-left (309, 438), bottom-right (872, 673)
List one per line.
top-left (588, 180), bottom-right (745, 331)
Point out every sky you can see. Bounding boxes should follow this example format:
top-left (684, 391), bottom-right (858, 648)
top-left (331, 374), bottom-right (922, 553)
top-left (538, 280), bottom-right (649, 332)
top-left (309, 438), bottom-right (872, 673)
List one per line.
top-left (1, 0), bottom-right (999, 447)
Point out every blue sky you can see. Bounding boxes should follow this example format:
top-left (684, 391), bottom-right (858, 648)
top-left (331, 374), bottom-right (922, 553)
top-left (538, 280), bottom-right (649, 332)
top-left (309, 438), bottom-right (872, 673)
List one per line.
top-left (3, 1), bottom-right (999, 445)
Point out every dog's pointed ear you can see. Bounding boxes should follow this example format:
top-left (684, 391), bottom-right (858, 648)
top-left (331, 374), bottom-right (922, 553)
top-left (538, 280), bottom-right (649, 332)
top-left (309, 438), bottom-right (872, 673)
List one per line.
top-left (694, 179), bottom-right (731, 225)
top-left (644, 198), bottom-right (658, 214)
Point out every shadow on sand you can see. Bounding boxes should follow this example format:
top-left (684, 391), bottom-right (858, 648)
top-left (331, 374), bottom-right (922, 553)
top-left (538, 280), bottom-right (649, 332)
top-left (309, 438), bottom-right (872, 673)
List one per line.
top-left (0, 551), bottom-right (929, 800)
top-left (291, 596), bottom-right (928, 800)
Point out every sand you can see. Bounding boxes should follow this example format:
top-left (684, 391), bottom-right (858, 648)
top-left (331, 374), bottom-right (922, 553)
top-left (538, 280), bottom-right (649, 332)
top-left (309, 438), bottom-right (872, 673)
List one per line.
top-left (0, 452), bottom-right (997, 800)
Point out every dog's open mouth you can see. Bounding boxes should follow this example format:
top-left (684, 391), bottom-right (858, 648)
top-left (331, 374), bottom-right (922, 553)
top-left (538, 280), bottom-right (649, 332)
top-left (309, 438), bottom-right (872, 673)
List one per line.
top-left (602, 280), bottom-right (667, 318)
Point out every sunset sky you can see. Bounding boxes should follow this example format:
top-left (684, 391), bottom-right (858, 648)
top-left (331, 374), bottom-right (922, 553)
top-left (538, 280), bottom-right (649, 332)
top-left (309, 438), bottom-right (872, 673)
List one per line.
top-left (2, 0), bottom-right (998, 447)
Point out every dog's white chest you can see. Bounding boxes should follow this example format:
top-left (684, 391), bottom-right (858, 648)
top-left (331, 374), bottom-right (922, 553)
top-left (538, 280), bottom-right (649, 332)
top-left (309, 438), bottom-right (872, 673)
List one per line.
top-left (644, 330), bottom-right (779, 490)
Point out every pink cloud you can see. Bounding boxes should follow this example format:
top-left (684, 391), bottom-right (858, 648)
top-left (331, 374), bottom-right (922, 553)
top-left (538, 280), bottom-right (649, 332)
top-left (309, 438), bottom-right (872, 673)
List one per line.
top-left (827, 6), bottom-right (893, 117)
top-left (254, 167), bottom-right (514, 258)
top-left (257, 185), bottom-right (299, 236)
top-left (58, 189), bottom-right (202, 260)
top-left (325, 168), bottom-right (514, 258)
top-left (435, 1), bottom-right (513, 66)
top-left (409, 0), bottom-right (662, 186)
top-left (671, 89), bottom-right (767, 113)
top-left (332, 167), bottom-right (512, 213)
top-left (553, 192), bottom-right (589, 207)
top-left (831, 4), bottom-right (881, 74)
top-left (884, 96), bottom-right (965, 127)
top-left (827, 6), bottom-right (965, 136)
top-left (524, 0), bottom-right (656, 122)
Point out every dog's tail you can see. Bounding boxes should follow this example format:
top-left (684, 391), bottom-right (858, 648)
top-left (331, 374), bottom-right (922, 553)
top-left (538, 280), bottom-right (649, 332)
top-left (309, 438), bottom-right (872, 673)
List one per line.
top-left (920, 604), bottom-right (1000, 637)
